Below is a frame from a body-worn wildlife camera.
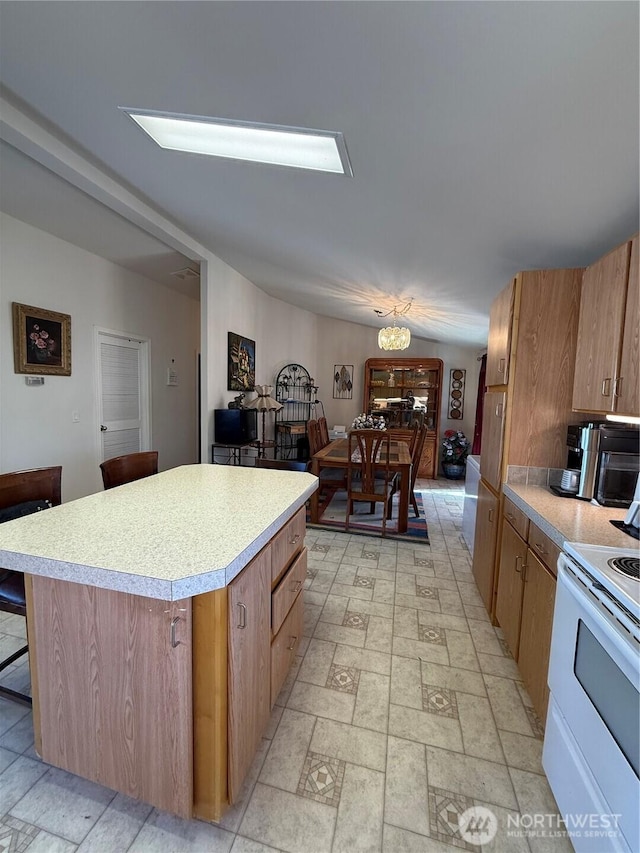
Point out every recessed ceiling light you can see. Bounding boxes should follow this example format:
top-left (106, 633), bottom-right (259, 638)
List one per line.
top-left (120, 108), bottom-right (352, 176)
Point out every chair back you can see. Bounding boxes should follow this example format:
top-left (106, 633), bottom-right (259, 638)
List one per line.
top-left (100, 451), bottom-right (158, 490)
top-left (307, 420), bottom-right (324, 456)
top-left (255, 459), bottom-right (308, 472)
top-left (411, 426), bottom-right (428, 487)
top-left (0, 466), bottom-right (62, 510)
top-left (348, 430), bottom-right (392, 495)
top-left (387, 425), bottom-right (419, 456)
top-left (317, 417), bottom-right (330, 448)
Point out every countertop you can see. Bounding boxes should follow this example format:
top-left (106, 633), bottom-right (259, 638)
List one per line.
top-left (0, 464), bottom-right (318, 600)
top-left (502, 483), bottom-right (638, 551)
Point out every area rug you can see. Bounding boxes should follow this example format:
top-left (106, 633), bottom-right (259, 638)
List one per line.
top-left (307, 488), bottom-right (429, 543)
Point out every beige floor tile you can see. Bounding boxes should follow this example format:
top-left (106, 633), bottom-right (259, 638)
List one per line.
top-left (392, 635), bottom-right (449, 666)
top-left (426, 745), bottom-right (518, 810)
top-left (464, 603), bottom-right (492, 622)
top-left (230, 836), bottom-right (282, 853)
top-left (314, 621), bottom-right (366, 648)
top-left (310, 718), bottom-right (387, 772)
top-left (239, 783), bottom-right (336, 853)
top-left (365, 615), bottom-right (393, 654)
top-left (259, 709), bottom-right (316, 793)
top-left (467, 619), bottom-right (504, 656)
top-left (332, 763), bottom-right (385, 853)
top-left (353, 671), bottom-right (390, 733)
top-left (333, 644), bottom-right (391, 676)
top-left (456, 692), bottom-right (504, 763)
top-left (309, 571), bottom-right (340, 594)
top-left (388, 703), bottom-right (463, 752)
top-left (372, 578), bottom-right (396, 603)
top-left (330, 581), bottom-right (374, 602)
top-left (286, 681), bottom-right (355, 724)
top-left (382, 822), bottom-right (460, 853)
top-left (319, 595), bottom-right (349, 625)
top-left (350, 599), bottom-right (394, 619)
top-left (384, 736), bottom-right (429, 837)
top-left (393, 606), bottom-right (418, 640)
top-left (445, 629), bottom-right (480, 671)
top-left (473, 801), bottom-right (532, 853)
top-left (420, 660), bottom-right (487, 698)
top-left (499, 730), bottom-right (544, 774)
top-left (478, 652), bottom-right (521, 680)
top-left (394, 592), bottom-right (442, 613)
top-left (262, 704), bottom-right (284, 741)
top-left (390, 654), bottom-right (423, 710)
top-left (508, 768), bottom-right (573, 853)
top-left (297, 638), bottom-right (336, 686)
top-left (305, 590), bottom-right (328, 607)
top-left (437, 588), bottom-right (465, 617)
top-left (416, 610), bottom-right (470, 634)
top-left (484, 675), bottom-right (534, 735)
top-left (303, 603), bottom-right (323, 637)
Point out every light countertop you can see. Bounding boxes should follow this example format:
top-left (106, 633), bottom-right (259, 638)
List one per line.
top-left (502, 483), bottom-right (638, 551)
top-left (0, 465), bottom-right (318, 600)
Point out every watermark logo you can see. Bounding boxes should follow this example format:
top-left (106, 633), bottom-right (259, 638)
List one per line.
top-left (458, 806), bottom-right (498, 846)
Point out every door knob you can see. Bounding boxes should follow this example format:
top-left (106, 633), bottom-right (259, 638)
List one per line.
top-left (100, 425), bottom-right (108, 432)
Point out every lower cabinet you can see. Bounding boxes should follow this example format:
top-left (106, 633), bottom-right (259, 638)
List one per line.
top-left (495, 507), bottom-right (558, 723)
top-left (228, 546), bottom-right (271, 802)
top-left (271, 590), bottom-right (304, 705)
top-left (472, 480), bottom-right (499, 614)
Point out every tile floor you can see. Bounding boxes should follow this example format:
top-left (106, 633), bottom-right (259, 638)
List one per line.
top-left (0, 480), bottom-right (572, 853)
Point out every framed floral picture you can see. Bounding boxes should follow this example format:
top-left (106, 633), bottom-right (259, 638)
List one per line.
top-left (227, 332), bottom-right (255, 391)
top-left (333, 364), bottom-right (354, 399)
top-left (12, 302), bottom-right (71, 376)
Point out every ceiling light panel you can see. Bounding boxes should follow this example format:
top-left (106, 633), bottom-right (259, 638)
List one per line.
top-left (121, 109), bottom-right (352, 175)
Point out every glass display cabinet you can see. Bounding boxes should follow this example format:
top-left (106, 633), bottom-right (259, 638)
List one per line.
top-left (363, 358), bottom-right (443, 478)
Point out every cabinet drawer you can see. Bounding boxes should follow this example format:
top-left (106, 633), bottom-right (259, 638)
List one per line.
top-left (503, 497), bottom-right (529, 541)
top-left (527, 521), bottom-right (561, 576)
top-left (271, 591), bottom-right (303, 706)
top-left (272, 548), bottom-right (306, 636)
top-left (271, 507), bottom-right (306, 584)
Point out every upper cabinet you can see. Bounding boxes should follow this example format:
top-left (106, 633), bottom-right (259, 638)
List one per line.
top-left (485, 279), bottom-right (515, 386)
top-left (572, 235), bottom-right (639, 417)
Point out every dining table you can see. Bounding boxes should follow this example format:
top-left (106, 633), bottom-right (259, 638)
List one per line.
top-left (309, 436), bottom-right (413, 533)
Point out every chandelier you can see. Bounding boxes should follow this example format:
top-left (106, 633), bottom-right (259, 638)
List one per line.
top-left (375, 300), bottom-right (412, 351)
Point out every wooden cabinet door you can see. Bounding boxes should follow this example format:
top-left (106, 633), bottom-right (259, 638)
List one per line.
top-left (418, 435), bottom-right (436, 479)
top-left (471, 480), bottom-right (499, 615)
top-left (31, 579), bottom-right (193, 817)
top-left (495, 520), bottom-right (527, 659)
top-left (486, 279), bottom-right (514, 386)
top-left (518, 550), bottom-right (556, 723)
top-left (617, 235), bottom-right (639, 417)
top-left (572, 240), bottom-right (630, 412)
top-left (479, 390), bottom-right (506, 492)
top-left (228, 547), bottom-right (271, 802)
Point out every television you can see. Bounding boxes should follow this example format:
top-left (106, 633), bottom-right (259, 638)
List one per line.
top-left (214, 409), bottom-right (258, 444)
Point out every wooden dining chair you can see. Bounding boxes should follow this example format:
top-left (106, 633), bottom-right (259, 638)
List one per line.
top-left (307, 419), bottom-right (347, 497)
top-left (346, 430), bottom-right (397, 537)
top-left (317, 416), bottom-right (330, 448)
top-left (100, 451), bottom-right (158, 490)
top-left (255, 458), bottom-right (309, 472)
top-left (409, 426), bottom-right (428, 516)
top-left (0, 465), bottom-right (62, 705)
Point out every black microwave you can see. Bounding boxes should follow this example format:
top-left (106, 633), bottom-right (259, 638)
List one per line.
top-left (595, 427), bottom-right (640, 508)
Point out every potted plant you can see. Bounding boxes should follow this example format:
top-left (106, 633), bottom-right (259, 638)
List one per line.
top-left (350, 413), bottom-right (387, 430)
top-left (440, 429), bottom-right (470, 479)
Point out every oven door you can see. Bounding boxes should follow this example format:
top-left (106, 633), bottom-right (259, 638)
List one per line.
top-left (543, 554), bottom-right (639, 853)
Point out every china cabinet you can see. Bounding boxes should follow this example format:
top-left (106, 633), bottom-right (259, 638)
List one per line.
top-left (363, 358), bottom-right (443, 478)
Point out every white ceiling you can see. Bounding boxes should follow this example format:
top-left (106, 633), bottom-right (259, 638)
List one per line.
top-left (0, 1), bottom-right (638, 345)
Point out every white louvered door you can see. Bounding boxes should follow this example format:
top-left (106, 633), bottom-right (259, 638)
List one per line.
top-left (97, 330), bottom-right (150, 462)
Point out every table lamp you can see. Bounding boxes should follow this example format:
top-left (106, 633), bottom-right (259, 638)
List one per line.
top-left (246, 385), bottom-right (283, 451)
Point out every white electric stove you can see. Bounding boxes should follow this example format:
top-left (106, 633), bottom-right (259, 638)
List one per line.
top-left (563, 541), bottom-right (640, 621)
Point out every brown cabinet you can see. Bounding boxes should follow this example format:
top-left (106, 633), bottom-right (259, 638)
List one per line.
top-left (486, 279), bottom-right (514, 386)
top-left (518, 550), bottom-right (556, 722)
top-left (471, 480), bottom-right (500, 613)
top-left (479, 390), bottom-right (506, 493)
top-left (495, 507), bottom-right (557, 723)
top-left (228, 547), bottom-right (271, 801)
top-left (572, 235), bottom-right (639, 417)
top-left (495, 519), bottom-right (528, 659)
top-left (363, 357), bottom-right (443, 479)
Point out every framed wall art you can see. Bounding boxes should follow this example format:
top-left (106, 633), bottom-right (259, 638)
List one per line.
top-left (333, 364), bottom-right (353, 399)
top-left (12, 302), bottom-right (71, 376)
top-left (227, 332), bottom-right (255, 391)
top-left (448, 368), bottom-right (466, 419)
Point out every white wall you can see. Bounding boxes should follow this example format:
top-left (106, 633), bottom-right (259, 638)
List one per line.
top-left (1, 213), bottom-right (200, 500)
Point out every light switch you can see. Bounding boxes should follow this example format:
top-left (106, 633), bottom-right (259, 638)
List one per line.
top-left (72, 411), bottom-right (80, 423)
top-left (167, 368), bottom-right (178, 386)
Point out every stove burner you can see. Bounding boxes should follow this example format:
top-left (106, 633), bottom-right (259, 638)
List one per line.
top-left (607, 556), bottom-right (640, 579)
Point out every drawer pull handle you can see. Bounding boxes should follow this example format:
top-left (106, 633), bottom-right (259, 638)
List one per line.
top-left (613, 377), bottom-right (622, 398)
top-left (287, 635), bottom-right (298, 651)
top-left (515, 555), bottom-right (522, 574)
top-left (289, 533), bottom-right (301, 545)
top-left (495, 403), bottom-right (503, 417)
top-left (291, 580), bottom-right (303, 592)
top-left (601, 378), bottom-right (611, 397)
top-left (237, 603), bottom-right (247, 629)
top-left (488, 509), bottom-right (494, 522)
top-left (498, 358), bottom-right (505, 374)
top-left (170, 616), bottom-right (182, 648)
top-left (506, 512), bottom-right (515, 521)
top-left (534, 542), bottom-right (547, 555)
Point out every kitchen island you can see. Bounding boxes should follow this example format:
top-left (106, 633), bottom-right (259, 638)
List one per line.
top-left (0, 464), bottom-right (317, 821)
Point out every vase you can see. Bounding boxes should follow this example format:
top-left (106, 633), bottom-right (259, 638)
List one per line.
top-left (441, 462), bottom-right (466, 480)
